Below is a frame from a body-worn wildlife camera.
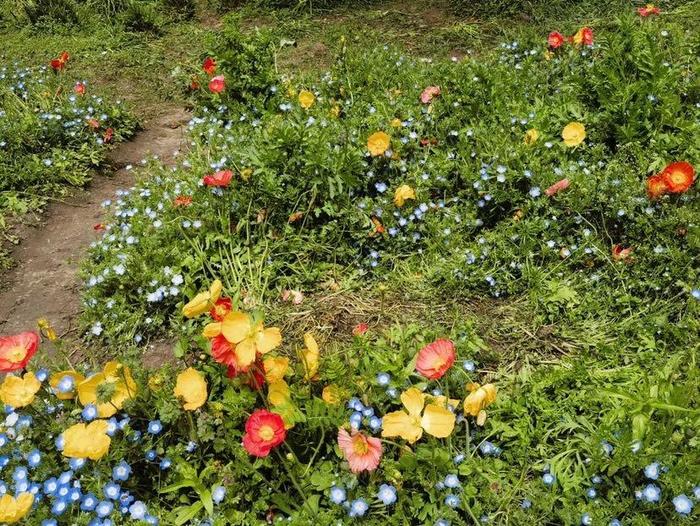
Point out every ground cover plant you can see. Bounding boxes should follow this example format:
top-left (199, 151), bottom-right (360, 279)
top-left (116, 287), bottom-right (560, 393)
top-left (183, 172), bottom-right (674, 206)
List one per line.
top-left (0, 52), bottom-right (136, 269)
top-left (0, 1), bottom-right (699, 525)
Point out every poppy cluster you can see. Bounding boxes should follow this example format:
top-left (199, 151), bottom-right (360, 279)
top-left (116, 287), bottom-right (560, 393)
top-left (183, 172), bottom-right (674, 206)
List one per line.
top-left (547, 27), bottom-right (594, 49)
top-left (646, 162), bottom-right (696, 199)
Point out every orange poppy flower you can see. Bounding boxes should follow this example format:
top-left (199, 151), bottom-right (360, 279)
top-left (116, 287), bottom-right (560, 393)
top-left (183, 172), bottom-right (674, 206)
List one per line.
top-left (573, 27), bottom-right (594, 46)
top-left (173, 195), bottom-right (193, 207)
top-left (646, 173), bottom-right (668, 199)
top-left (638, 4), bottom-right (661, 16)
top-left (660, 162), bottom-right (696, 194)
top-left (0, 332), bottom-right (39, 373)
top-left (416, 339), bottom-right (456, 380)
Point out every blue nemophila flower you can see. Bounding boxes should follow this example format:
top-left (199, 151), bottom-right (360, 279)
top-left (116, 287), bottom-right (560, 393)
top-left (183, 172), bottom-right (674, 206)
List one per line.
top-left (445, 494), bottom-right (460, 508)
top-left (51, 498), bottom-right (69, 516)
top-left (145, 449), bottom-right (157, 461)
top-left (160, 457), bottom-right (172, 470)
top-left (435, 520), bottom-right (450, 526)
top-left (377, 484), bottom-right (397, 505)
top-left (27, 449), bottom-right (41, 468)
top-left (212, 485), bottom-right (226, 504)
top-left (444, 474), bottom-right (460, 489)
top-left (42, 520), bottom-right (58, 526)
top-left (348, 498), bottom-right (369, 517)
top-left (96, 500), bottom-right (114, 517)
top-left (147, 420), bottom-right (163, 435)
top-left (69, 457), bottom-right (86, 470)
top-left (581, 513), bottom-right (592, 526)
top-left (542, 473), bottom-right (556, 486)
top-left (609, 520), bottom-right (621, 526)
top-left (644, 462), bottom-right (660, 480)
top-left (112, 461), bottom-right (131, 481)
top-left (586, 488), bottom-right (596, 499)
top-left (641, 483), bottom-right (661, 503)
top-left (462, 360), bottom-right (475, 372)
top-left (376, 372), bottom-right (391, 386)
top-left (369, 416), bottom-right (382, 431)
top-left (103, 482), bottom-right (121, 500)
top-left (349, 411), bottom-right (363, 429)
top-left (13, 466), bottom-right (28, 481)
top-left (81, 493), bottom-right (98, 511)
top-left (453, 453), bottom-right (465, 465)
top-left (330, 485), bottom-right (346, 504)
top-left (186, 441), bottom-right (197, 452)
top-left (520, 499), bottom-right (531, 509)
top-left (129, 501), bottom-right (148, 520)
top-left (672, 494), bottom-right (693, 515)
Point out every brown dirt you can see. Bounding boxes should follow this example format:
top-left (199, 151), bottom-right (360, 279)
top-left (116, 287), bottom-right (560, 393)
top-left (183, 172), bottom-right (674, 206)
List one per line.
top-left (0, 107), bottom-right (191, 340)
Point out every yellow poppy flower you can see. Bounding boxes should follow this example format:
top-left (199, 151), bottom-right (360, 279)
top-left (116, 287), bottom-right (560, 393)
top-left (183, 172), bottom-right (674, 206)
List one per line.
top-left (301, 332), bottom-right (319, 381)
top-left (0, 492), bottom-right (34, 523)
top-left (524, 128), bottom-right (539, 145)
top-left (381, 387), bottom-right (456, 444)
top-left (77, 361), bottom-right (138, 418)
top-left (174, 368), bottom-right (207, 410)
top-left (322, 384), bottom-right (343, 405)
top-left (148, 374), bottom-right (164, 391)
top-left (62, 420), bottom-right (111, 460)
top-left (268, 379), bottom-right (291, 406)
top-left (367, 131), bottom-right (390, 157)
top-left (393, 184), bottom-right (416, 208)
top-left (49, 370), bottom-right (85, 400)
top-left (182, 279), bottom-right (222, 318)
top-left (263, 356), bottom-right (289, 383)
top-left (562, 122), bottom-right (586, 147)
top-left (464, 383), bottom-right (497, 425)
top-left (298, 90), bottom-right (315, 109)
top-left (0, 372), bottom-right (41, 408)
top-left (390, 118), bottom-right (402, 128)
top-left (203, 311), bottom-right (282, 368)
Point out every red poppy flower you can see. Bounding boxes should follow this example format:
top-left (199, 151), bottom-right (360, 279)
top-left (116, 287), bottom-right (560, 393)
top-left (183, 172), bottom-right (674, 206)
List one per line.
top-left (211, 334), bottom-right (247, 370)
top-left (103, 128), bottom-right (114, 143)
top-left (0, 332), bottom-right (39, 373)
top-left (202, 169), bottom-right (233, 188)
top-left (420, 86), bottom-right (441, 104)
top-left (416, 339), bottom-right (456, 380)
top-left (209, 298), bottom-right (232, 321)
top-left (352, 323), bottom-right (369, 337)
top-left (638, 4), bottom-right (661, 17)
top-left (173, 195), bottom-right (193, 207)
top-left (202, 57), bottom-right (217, 76)
top-left (93, 223), bottom-right (106, 232)
top-left (242, 409), bottom-right (287, 457)
top-left (660, 162), bottom-right (696, 194)
top-left (50, 51), bottom-right (70, 71)
top-left (547, 31), bottom-right (565, 49)
top-left (209, 75), bottom-right (225, 94)
top-left (545, 178), bottom-right (571, 197)
top-left (74, 82), bottom-right (85, 95)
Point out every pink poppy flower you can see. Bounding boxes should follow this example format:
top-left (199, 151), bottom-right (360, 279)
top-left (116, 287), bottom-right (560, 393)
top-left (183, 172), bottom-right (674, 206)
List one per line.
top-left (337, 428), bottom-right (382, 473)
top-left (209, 75), bottom-right (225, 94)
top-left (545, 178), bottom-right (571, 197)
top-left (420, 86), bottom-right (441, 104)
top-left (416, 339), bottom-right (456, 380)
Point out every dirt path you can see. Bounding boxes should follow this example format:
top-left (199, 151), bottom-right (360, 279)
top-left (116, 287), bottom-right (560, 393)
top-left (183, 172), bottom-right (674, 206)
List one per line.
top-left (0, 107), bottom-right (190, 338)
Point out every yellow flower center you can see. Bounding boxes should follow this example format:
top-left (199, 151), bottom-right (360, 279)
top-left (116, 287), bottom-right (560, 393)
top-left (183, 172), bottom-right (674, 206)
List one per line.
top-left (7, 346), bottom-right (25, 363)
top-left (352, 436), bottom-right (369, 455)
top-left (669, 171), bottom-right (685, 185)
top-left (259, 425), bottom-right (275, 441)
top-left (410, 414), bottom-right (422, 428)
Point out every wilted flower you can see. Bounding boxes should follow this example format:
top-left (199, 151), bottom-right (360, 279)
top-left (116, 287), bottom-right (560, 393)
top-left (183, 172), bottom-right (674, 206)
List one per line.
top-left (301, 333), bottom-right (320, 381)
top-left (524, 128), bottom-right (540, 145)
top-left (420, 86), bottom-right (441, 104)
top-left (545, 178), bottom-right (570, 197)
top-left (463, 383), bottom-right (497, 425)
